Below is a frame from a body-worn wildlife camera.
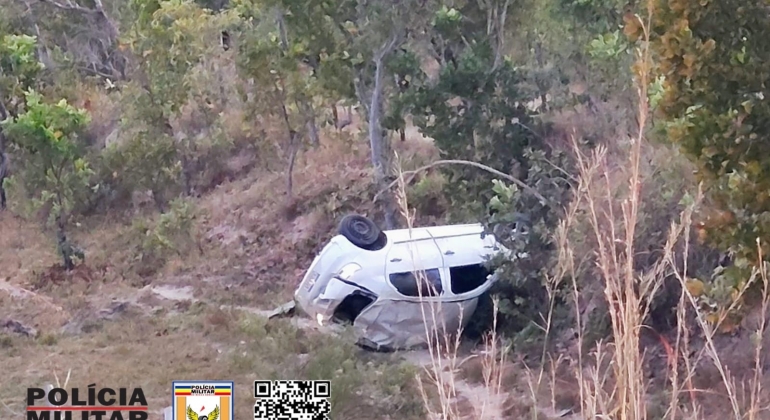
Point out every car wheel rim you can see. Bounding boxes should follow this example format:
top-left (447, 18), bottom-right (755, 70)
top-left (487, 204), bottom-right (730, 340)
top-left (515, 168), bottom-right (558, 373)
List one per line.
top-left (352, 219), bottom-right (371, 236)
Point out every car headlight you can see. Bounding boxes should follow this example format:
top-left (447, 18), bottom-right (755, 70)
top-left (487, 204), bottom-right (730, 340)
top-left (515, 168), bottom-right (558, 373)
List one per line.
top-left (336, 263), bottom-right (361, 280)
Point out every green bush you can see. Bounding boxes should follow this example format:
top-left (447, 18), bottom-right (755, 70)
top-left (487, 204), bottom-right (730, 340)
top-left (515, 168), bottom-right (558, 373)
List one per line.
top-left (2, 90), bottom-right (92, 269)
top-left (128, 198), bottom-right (200, 275)
top-left (644, 0), bottom-right (770, 318)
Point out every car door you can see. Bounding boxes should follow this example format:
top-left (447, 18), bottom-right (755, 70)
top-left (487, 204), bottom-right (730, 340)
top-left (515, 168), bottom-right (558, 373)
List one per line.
top-left (434, 233), bottom-right (496, 298)
top-left (384, 236), bottom-right (446, 300)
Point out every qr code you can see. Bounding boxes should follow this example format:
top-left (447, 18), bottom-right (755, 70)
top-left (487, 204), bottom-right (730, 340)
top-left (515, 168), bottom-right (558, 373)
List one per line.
top-left (254, 380), bottom-right (331, 420)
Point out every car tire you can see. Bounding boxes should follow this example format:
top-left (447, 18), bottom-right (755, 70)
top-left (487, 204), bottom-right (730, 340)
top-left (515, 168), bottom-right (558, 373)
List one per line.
top-left (338, 214), bottom-right (385, 250)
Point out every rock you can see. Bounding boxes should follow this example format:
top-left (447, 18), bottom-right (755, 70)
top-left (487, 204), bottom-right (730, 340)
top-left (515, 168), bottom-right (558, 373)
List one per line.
top-left (1, 319), bottom-right (37, 337)
top-left (60, 300), bottom-right (133, 335)
top-left (151, 285), bottom-right (196, 302)
top-left (267, 300), bottom-right (296, 319)
top-left (98, 301), bottom-right (130, 319)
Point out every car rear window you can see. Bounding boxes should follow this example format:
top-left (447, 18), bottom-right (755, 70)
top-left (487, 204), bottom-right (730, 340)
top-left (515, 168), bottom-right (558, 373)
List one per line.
top-left (389, 268), bottom-right (443, 297)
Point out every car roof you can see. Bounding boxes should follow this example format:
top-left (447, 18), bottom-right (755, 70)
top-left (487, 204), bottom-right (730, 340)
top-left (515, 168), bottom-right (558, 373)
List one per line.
top-left (383, 223), bottom-right (484, 244)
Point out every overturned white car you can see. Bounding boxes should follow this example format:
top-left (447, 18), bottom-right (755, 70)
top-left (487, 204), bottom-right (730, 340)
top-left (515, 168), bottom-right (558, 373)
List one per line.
top-left (294, 214), bottom-right (519, 351)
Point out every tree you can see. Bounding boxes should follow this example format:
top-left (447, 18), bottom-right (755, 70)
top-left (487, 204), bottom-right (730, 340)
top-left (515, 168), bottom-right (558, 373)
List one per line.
top-left (395, 2), bottom-right (544, 218)
top-left (391, 3), bottom-right (574, 333)
top-left (332, 0), bottom-right (432, 229)
top-left (233, 0), bottom-right (329, 197)
top-left (644, 0), bottom-right (770, 302)
top-left (235, 0), bottom-right (429, 227)
top-left (119, 0), bottom-right (237, 209)
top-left (0, 33), bottom-right (45, 210)
top-left (2, 90), bottom-right (91, 270)
top-left (13, 0), bottom-right (126, 80)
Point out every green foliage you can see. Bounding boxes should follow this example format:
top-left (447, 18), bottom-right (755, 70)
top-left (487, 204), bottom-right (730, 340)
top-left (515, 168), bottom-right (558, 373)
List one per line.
top-left (129, 197), bottom-right (199, 273)
top-left (583, 27), bottom-right (635, 98)
top-left (587, 30), bottom-right (629, 60)
top-left (102, 128), bottom-right (181, 210)
top-left (2, 90), bottom-right (92, 268)
top-left (406, 172), bottom-right (448, 220)
top-left (510, 0), bottom-right (637, 110)
top-left (233, 0), bottom-right (419, 132)
top-left (483, 148), bottom-right (574, 341)
top-left (0, 34), bottom-right (44, 104)
top-left (647, 0), bottom-right (770, 305)
top-left (401, 44), bottom-right (541, 219)
top-left (3, 91), bottom-right (92, 222)
top-left (127, 0), bottom-right (237, 118)
top-left (116, 0), bottom-right (239, 206)
top-left (233, 0), bottom-right (320, 130)
top-left (556, 0), bottom-right (627, 34)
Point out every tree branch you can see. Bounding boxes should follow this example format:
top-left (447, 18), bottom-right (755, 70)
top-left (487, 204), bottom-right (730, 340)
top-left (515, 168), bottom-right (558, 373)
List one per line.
top-left (27, 0), bottom-right (120, 42)
top-left (374, 31), bottom-right (401, 62)
top-left (37, 0), bottom-right (100, 14)
top-left (373, 159), bottom-right (549, 205)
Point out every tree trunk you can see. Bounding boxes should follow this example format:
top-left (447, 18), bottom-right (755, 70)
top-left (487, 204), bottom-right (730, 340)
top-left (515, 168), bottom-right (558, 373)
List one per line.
top-left (153, 192), bottom-right (166, 213)
top-left (368, 44), bottom-right (400, 230)
top-left (489, 0), bottom-right (511, 72)
top-left (332, 104), bottom-right (339, 129)
top-left (163, 120), bottom-right (194, 197)
top-left (535, 39), bottom-right (549, 113)
top-left (0, 100), bottom-right (7, 211)
top-left (300, 99), bottom-right (319, 147)
top-left (275, 81), bottom-right (299, 199)
top-left (0, 179), bottom-right (6, 210)
top-left (286, 131), bottom-right (299, 198)
top-left (56, 212), bottom-right (74, 271)
top-left (0, 98), bottom-right (8, 152)
top-left (0, 151), bottom-right (7, 210)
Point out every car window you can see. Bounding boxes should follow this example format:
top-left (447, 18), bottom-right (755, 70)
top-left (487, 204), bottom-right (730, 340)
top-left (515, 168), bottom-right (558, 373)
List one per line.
top-left (389, 268), bottom-right (443, 297)
top-left (449, 264), bottom-right (491, 294)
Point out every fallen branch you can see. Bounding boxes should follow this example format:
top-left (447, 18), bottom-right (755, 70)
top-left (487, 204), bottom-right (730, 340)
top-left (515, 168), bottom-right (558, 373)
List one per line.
top-left (373, 159), bottom-right (548, 205)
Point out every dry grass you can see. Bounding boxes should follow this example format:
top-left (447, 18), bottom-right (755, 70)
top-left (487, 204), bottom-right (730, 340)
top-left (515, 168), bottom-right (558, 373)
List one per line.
top-left (0, 302), bottom-right (425, 419)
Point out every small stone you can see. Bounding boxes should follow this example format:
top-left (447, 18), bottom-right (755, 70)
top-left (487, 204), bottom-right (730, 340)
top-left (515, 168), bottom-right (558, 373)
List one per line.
top-left (1, 319), bottom-right (37, 337)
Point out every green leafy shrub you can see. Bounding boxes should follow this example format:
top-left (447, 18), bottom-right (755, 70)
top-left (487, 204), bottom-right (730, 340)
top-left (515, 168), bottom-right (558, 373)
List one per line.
top-left (2, 90), bottom-right (92, 269)
top-left (128, 197), bottom-right (200, 275)
top-left (481, 148), bottom-right (574, 348)
top-left (107, 128), bottom-right (182, 211)
top-left (405, 172), bottom-right (447, 220)
top-left (0, 34), bottom-right (44, 108)
top-left (644, 0), bottom-right (770, 319)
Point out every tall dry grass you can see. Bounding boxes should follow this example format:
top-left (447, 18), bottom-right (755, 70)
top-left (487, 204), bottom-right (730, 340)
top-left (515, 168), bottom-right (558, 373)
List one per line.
top-left (388, 4), bottom-right (770, 420)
